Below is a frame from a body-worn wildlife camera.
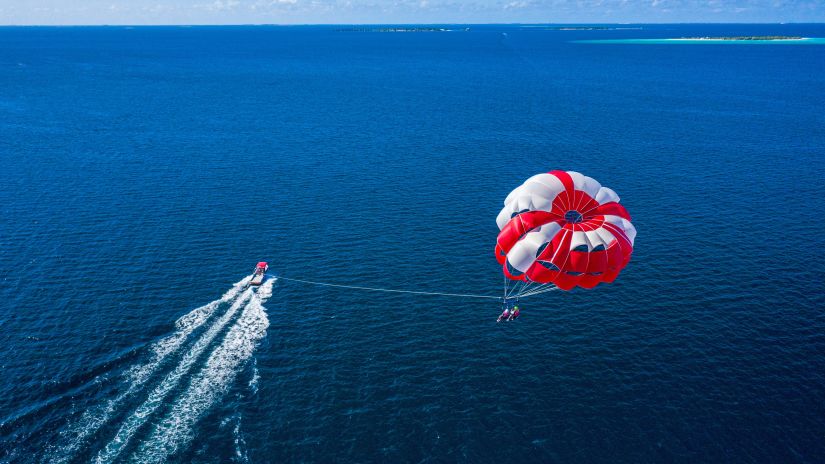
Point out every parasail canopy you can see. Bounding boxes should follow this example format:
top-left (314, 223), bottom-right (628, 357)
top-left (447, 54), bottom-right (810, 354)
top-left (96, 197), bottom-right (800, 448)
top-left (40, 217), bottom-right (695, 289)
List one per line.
top-left (496, 170), bottom-right (636, 292)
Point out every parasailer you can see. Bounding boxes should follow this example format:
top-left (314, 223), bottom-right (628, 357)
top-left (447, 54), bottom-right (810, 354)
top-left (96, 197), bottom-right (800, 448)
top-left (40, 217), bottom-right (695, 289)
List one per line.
top-left (497, 297), bottom-right (520, 322)
top-left (496, 170), bottom-right (636, 304)
top-left (268, 171), bottom-right (634, 321)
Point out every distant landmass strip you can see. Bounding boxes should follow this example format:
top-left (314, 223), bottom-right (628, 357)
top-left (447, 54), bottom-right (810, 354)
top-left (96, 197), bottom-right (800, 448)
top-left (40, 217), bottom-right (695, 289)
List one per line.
top-left (337, 27), bottom-right (467, 32)
top-left (674, 36), bottom-right (804, 40)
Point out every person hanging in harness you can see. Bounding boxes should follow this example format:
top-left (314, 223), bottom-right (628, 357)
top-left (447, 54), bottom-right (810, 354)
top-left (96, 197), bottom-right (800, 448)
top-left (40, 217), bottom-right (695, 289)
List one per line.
top-left (497, 298), bottom-right (520, 322)
top-left (497, 305), bottom-right (510, 323)
top-left (508, 305), bottom-right (520, 321)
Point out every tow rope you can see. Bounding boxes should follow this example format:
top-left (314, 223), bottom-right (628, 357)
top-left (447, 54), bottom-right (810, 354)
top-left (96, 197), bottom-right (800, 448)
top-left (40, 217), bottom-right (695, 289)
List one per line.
top-left (272, 275), bottom-right (505, 300)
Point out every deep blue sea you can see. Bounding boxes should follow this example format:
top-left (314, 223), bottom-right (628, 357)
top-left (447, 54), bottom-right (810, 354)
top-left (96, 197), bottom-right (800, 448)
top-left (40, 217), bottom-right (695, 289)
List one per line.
top-left (1, 24), bottom-right (825, 463)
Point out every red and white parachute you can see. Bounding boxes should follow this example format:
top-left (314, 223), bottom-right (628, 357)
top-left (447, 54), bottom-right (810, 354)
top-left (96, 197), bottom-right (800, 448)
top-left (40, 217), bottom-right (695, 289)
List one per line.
top-left (496, 170), bottom-right (636, 296)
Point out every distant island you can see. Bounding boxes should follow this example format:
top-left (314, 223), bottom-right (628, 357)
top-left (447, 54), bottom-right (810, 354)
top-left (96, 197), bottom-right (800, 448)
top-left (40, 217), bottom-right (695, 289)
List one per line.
top-left (522, 26), bottom-right (642, 31)
top-left (673, 36), bottom-right (805, 41)
top-left (547, 27), bottom-right (612, 30)
top-left (575, 36), bottom-right (824, 45)
top-left (337, 27), bottom-right (468, 33)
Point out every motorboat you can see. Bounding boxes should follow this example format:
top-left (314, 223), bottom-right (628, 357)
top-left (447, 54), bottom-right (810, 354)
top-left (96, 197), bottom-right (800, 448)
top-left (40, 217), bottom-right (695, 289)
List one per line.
top-left (250, 262), bottom-right (268, 286)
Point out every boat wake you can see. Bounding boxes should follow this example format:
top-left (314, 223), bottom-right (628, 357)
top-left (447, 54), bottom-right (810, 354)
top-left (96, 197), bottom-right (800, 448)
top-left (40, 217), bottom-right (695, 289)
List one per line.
top-left (48, 275), bottom-right (273, 464)
top-left (131, 278), bottom-right (272, 463)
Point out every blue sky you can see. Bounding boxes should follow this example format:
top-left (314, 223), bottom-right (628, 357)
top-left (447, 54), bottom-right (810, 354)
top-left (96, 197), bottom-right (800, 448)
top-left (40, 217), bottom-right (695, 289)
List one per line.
top-left (1, 0), bottom-right (823, 25)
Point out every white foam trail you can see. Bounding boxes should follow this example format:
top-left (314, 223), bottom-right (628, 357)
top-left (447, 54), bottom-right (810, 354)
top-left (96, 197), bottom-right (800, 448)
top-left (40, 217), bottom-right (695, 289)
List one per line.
top-left (129, 277), bottom-right (252, 385)
top-left (232, 414), bottom-right (250, 463)
top-left (94, 287), bottom-right (256, 463)
top-left (51, 277), bottom-right (252, 464)
top-left (131, 279), bottom-right (274, 463)
top-left (248, 358), bottom-right (260, 395)
top-left (256, 276), bottom-right (275, 301)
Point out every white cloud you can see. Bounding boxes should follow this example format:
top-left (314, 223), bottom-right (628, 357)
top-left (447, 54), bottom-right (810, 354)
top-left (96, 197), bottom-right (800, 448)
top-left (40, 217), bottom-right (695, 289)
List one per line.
top-left (504, 0), bottom-right (529, 9)
top-left (205, 0), bottom-right (240, 11)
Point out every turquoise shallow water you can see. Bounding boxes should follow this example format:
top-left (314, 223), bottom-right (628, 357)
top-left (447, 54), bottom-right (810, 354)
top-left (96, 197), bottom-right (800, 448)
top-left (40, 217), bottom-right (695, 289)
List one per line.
top-left (577, 37), bottom-right (825, 44)
top-left (1, 23), bottom-right (825, 463)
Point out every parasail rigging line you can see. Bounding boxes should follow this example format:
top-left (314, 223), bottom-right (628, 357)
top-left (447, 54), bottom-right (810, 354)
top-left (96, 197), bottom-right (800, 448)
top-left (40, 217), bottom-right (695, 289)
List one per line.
top-left (272, 275), bottom-right (505, 300)
top-left (519, 284), bottom-right (558, 298)
top-left (504, 279), bottom-right (559, 299)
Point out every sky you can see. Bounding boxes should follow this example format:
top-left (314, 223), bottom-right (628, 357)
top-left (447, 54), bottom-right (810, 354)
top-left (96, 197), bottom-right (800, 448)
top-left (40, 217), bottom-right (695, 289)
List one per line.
top-left (0, 0), bottom-right (823, 25)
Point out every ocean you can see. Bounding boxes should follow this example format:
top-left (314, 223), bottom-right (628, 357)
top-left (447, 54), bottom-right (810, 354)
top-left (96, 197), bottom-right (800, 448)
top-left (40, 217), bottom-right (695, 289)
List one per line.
top-left (1, 23), bottom-right (824, 463)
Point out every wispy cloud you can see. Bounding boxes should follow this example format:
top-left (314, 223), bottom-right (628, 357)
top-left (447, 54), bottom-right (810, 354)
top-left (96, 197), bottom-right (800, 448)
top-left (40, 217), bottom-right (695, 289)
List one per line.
top-left (206, 0), bottom-right (240, 11)
top-left (504, 1), bottom-right (531, 10)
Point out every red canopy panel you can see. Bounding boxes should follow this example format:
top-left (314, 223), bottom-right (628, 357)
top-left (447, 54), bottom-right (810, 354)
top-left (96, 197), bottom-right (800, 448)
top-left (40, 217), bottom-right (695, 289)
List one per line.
top-left (495, 170), bottom-right (636, 292)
